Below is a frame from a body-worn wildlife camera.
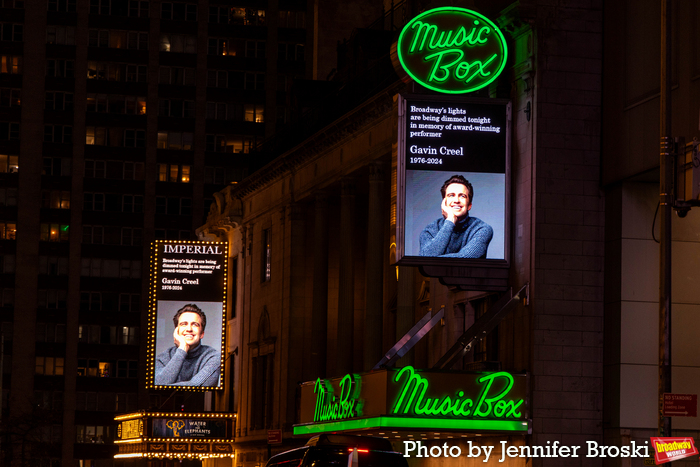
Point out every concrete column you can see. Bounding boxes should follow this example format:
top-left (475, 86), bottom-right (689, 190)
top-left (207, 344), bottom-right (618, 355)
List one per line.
top-left (336, 180), bottom-right (355, 375)
top-left (364, 162), bottom-right (384, 370)
top-left (310, 193), bottom-right (329, 379)
top-left (396, 266), bottom-right (415, 366)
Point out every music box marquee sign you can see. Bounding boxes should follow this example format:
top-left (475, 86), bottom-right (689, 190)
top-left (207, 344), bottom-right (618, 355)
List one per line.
top-left (397, 7), bottom-right (508, 94)
top-left (296, 366), bottom-right (529, 435)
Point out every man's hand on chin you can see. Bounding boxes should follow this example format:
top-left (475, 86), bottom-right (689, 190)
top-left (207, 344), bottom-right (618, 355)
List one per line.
top-left (173, 328), bottom-right (190, 353)
top-left (441, 198), bottom-right (457, 224)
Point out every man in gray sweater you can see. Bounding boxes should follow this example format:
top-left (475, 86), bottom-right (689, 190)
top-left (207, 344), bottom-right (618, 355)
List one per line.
top-left (419, 175), bottom-right (493, 259)
top-left (155, 304), bottom-right (221, 387)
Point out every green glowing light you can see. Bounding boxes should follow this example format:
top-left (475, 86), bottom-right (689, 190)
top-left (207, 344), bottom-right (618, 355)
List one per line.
top-left (397, 7), bottom-right (508, 94)
top-left (314, 373), bottom-right (363, 422)
top-left (391, 366), bottom-right (524, 419)
top-left (293, 416), bottom-right (528, 436)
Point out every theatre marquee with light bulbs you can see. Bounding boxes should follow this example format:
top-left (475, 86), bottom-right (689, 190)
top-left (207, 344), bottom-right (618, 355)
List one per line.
top-left (114, 412), bottom-right (236, 460)
top-left (294, 366), bottom-right (529, 437)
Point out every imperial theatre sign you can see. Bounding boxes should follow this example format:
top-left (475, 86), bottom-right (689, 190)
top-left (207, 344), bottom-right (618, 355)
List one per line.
top-left (295, 366), bottom-right (529, 435)
top-left (396, 7), bottom-right (508, 94)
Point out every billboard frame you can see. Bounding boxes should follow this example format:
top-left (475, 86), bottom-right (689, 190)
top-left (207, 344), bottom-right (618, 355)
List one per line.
top-left (146, 240), bottom-right (229, 392)
top-left (394, 93), bottom-right (512, 275)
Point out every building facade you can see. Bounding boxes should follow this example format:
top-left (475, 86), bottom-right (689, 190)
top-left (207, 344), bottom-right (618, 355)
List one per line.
top-left (0, 0), bottom-right (315, 465)
top-left (198, 1), bottom-right (608, 465)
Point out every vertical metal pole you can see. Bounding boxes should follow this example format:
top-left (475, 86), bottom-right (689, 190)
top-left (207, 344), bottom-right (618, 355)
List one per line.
top-left (659, 0), bottom-right (673, 438)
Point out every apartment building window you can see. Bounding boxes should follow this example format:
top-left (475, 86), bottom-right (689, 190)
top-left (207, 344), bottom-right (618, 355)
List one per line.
top-left (42, 157), bottom-right (69, 176)
top-left (278, 42), bottom-right (304, 61)
top-left (261, 228), bottom-right (271, 282)
top-left (154, 229), bottom-right (190, 240)
top-left (77, 359), bottom-right (136, 378)
top-left (159, 66), bottom-right (195, 85)
top-left (245, 104), bottom-right (264, 122)
top-left (84, 193), bottom-right (105, 211)
top-left (207, 69), bottom-right (244, 88)
top-left (157, 131), bottom-right (193, 150)
top-left (208, 6), bottom-right (229, 23)
top-left (84, 160), bottom-right (106, 178)
top-left (89, 0), bottom-right (110, 14)
top-left (0, 188), bottom-right (17, 207)
top-left (87, 62), bottom-right (147, 82)
top-left (279, 10), bottom-right (305, 28)
top-left (88, 30), bottom-right (148, 50)
top-left (121, 227), bottom-right (142, 245)
top-left (87, 94), bottom-right (146, 114)
top-left (159, 99), bottom-right (195, 118)
top-left (129, 0), bottom-right (149, 17)
top-left (75, 425), bottom-right (114, 444)
top-left (85, 127), bottom-right (107, 145)
top-left (157, 163), bottom-right (190, 182)
top-left (36, 323), bottom-right (67, 342)
top-left (1, 155), bottom-right (18, 173)
top-left (124, 161), bottom-right (144, 180)
top-left (1, 254), bottom-right (15, 273)
top-left (33, 391), bottom-right (63, 411)
top-left (119, 293), bottom-right (140, 312)
top-left (155, 197), bottom-right (191, 215)
top-left (124, 129), bottom-right (146, 147)
top-left (123, 194), bottom-right (143, 213)
top-left (229, 7), bottom-right (265, 26)
top-left (38, 256), bottom-right (68, 275)
top-left (41, 190), bottom-right (70, 209)
top-left (0, 23), bottom-right (23, 42)
top-left (78, 324), bottom-right (139, 345)
top-left (245, 72), bottom-right (265, 90)
top-left (44, 125), bottom-right (71, 143)
top-left (82, 225), bottom-right (103, 244)
top-left (251, 354), bottom-right (273, 429)
top-left (161, 2), bottom-right (196, 20)
top-left (0, 223), bottom-right (16, 240)
top-left (37, 289), bottom-right (67, 308)
top-left (46, 25), bottom-right (75, 44)
top-left (159, 34), bottom-right (196, 53)
top-left (0, 55), bottom-right (21, 74)
top-left (1, 122), bottom-right (19, 140)
top-left (206, 102), bottom-right (230, 120)
top-left (46, 59), bottom-right (74, 77)
top-left (45, 91), bottom-right (72, 110)
top-left (80, 291), bottom-right (116, 311)
top-left (40, 224), bottom-right (69, 242)
top-left (205, 134), bottom-right (254, 153)
top-left (35, 356), bottom-right (64, 375)
top-left (48, 0), bottom-right (76, 11)
top-left (0, 290), bottom-right (14, 307)
top-left (246, 40), bottom-right (265, 58)
top-left (1, 89), bottom-right (20, 107)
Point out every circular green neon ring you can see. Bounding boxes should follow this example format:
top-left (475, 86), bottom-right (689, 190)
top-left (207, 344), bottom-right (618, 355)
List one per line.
top-left (397, 6), bottom-right (508, 94)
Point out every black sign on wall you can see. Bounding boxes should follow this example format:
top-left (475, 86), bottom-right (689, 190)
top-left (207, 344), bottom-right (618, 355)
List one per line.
top-left (394, 94), bottom-right (511, 273)
top-left (147, 240), bottom-right (228, 391)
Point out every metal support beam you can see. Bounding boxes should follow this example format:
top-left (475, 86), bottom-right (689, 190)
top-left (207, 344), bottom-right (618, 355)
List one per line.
top-left (433, 284), bottom-right (528, 370)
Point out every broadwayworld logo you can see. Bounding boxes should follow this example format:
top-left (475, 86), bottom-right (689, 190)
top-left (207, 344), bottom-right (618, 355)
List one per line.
top-left (650, 437), bottom-right (698, 464)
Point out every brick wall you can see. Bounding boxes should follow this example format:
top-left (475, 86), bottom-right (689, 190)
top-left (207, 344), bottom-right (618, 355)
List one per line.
top-left (531, 0), bottom-right (604, 462)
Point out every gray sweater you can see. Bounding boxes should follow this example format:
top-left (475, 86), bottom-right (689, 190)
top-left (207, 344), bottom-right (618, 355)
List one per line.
top-left (419, 215), bottom-right (493, 258)
top-left (155, 344), bottom-right (220, 387)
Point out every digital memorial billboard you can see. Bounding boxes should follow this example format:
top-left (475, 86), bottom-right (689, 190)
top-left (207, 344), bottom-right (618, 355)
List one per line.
top-left (395, 94), bottom-right (510, 267)
top-left (147, 240), bottom-right (228, 391)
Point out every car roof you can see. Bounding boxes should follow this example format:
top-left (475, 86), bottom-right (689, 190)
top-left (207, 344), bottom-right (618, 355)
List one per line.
top-left (305, 434), bottom-right (394, 452)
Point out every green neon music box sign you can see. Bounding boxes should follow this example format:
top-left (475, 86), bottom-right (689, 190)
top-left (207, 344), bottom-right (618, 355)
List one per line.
top-left (296, 365), bottom-right (529, 435)
top-left (397, 7), bottom-right (508, 94)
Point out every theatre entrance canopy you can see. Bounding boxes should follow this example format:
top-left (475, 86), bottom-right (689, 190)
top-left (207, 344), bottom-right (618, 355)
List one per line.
top-left (294, 366), bottom-right (529, 440)
top-left (113, 411), bottom-right (236, 461)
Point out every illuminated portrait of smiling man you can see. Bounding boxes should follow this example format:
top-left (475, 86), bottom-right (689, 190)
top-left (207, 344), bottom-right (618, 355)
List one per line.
top-left (155, 304), bottom-right (221, 387)
top-left (419, 174), bottom-right (493, 258)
